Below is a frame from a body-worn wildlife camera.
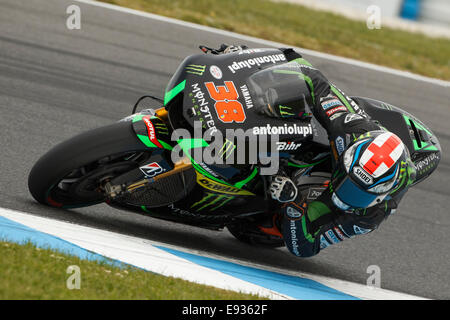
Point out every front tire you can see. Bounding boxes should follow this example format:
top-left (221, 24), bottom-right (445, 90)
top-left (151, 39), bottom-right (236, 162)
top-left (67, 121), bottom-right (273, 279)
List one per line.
top-left (28, 121), bottom-right (151, 208)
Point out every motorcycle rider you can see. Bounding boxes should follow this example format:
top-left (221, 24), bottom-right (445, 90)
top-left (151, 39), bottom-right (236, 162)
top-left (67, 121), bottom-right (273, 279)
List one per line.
top-left (213, 44), bottom-right (431, 258)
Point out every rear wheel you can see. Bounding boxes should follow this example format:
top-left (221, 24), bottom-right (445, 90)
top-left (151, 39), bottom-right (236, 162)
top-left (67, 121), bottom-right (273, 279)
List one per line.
top-left (28, 121), bottom-right (153, 208)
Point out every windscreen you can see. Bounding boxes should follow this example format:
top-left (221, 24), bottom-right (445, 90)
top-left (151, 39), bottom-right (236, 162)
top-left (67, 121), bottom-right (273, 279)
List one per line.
top-left (246, 62), bottom-right (314, 118)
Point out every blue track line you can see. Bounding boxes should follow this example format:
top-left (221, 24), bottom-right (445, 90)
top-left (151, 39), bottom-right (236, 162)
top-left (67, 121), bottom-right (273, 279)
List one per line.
top-left (0, 215), bottom-right (119, 266)
top-left (156, 246), bottom-right (359, 300)
top-left (0, 214), bottom-right (359, 300)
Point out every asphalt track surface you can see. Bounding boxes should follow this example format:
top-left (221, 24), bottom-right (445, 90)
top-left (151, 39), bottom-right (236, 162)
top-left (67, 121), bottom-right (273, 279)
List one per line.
top-left (0, 0), bottom-right (449, 299)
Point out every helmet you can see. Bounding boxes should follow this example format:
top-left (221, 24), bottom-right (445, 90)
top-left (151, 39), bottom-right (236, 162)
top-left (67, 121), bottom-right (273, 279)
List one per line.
top-left (332, 130), bottom-right (414, 210)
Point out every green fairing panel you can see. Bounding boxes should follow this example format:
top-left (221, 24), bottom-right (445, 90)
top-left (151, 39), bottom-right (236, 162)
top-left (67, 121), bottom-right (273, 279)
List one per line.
top-left (176, 138), bottom-right (259, 190)
top-left (402, 114), bottom-right (438, 152)
top-left (164, 80), bottom-right (186, 106)
top-left (131, 114), bottom-right (173, 150)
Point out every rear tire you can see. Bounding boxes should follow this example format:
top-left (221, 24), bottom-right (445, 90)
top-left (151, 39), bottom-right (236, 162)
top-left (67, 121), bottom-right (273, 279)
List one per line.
top-left (28, 121), bottom-right (151, 208)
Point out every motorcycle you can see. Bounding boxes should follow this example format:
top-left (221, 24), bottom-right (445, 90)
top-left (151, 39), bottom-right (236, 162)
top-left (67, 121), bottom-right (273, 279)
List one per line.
top-left (28, 47), bottom-right (441, 247)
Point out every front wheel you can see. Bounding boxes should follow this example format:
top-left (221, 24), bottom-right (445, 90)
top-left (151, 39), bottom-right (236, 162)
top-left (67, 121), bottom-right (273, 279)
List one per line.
top-left (28, 121), bottom-right (153, 208)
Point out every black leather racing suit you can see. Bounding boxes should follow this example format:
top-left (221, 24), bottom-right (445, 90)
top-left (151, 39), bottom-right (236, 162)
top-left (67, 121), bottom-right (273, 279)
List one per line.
top-left (275, 49), bottom-right (413, 257)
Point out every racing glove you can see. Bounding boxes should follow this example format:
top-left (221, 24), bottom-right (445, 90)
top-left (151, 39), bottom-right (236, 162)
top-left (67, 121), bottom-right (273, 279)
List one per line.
top-left (270, 176), bottom-right (298, 203)
top-left (199, 44), bottom-right (248, 55)
top-left (222, 44), bottom-right (247, 54)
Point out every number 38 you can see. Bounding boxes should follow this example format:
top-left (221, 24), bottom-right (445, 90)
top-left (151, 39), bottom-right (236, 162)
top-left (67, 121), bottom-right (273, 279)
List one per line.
top-left (205, 81), bottom-right (246, 123)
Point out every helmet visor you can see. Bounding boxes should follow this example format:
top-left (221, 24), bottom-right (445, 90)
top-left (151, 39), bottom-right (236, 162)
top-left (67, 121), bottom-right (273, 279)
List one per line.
top-left (333, 176), bottom-right (388, 210)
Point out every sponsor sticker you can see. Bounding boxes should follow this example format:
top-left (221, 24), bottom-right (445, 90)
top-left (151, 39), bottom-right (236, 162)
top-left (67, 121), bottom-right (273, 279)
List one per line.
top-left (335, 136), bottom-right (345, 155)
top-left (196, 173), bottom-right (254, 195)
top-left (252, 124), bottom-right (312, 136)
top-left (198, 162), bottom-right (220, 178)
top-left (191, 192), bottom-right (234, 212)
top-left (344, 113), bottom-right (363, 124)
top-left (286, 205), bottom-right (304, 220)
top-left (319, 235), bottom-right (331, 249)
top-left (324, 229), bottom-right (341, 244)
top-left (326, 106), bottom-right (347, 117)
top-left (333, 227), bottom-right (345, 241)
top-left (307, 187), bottom-right (325, 200)
top-left (278, 105), bottom-right (295, 117)
top-left (190, 83), bottom-right (217, 134)
top-left (240, 84), bottom-right (254, 109)
top-left (289, 220), bottom-right (301, 256)
top-left (353, 225), bottom-right (371, 235)
top-left (353, 166), bottom-right (374, 185)
top-left (321, 98), bottom-right (342, 110)
top-left (185, 64), bottom-right (206, 76)
top-left (329, 112), bottom-right (345, 121)
top-left (140, 162), bottom-right (165, 178)
top-left (227, 53), bottom-right (286, 74)
top-left (414, 152), bottom-right (440, 172)
top-left (168, 203), bottom-right (196, 217)
top-left (276, 141), bottom-right (302, 151)
top-left (142, 116), bottom-right (163, 148)
top-left (209, 65), bottom-right (222, 79)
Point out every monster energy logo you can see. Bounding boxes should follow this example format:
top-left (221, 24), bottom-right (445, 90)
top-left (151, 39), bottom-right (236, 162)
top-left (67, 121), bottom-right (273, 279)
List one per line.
top-left (218, 139), bottom-right (236, 160)
top-left (191, 192), bottom-right (234, 212)
top-left (358, 131), bottom-right (373, 139)
top-left (185, 64), bottom-right (206, 76)
top-left (153, 121), bottom-right (169, 135)
top-left (279, 105), bottom-right (294, 117)
top-left (380, 103), bottom-right (393, 111)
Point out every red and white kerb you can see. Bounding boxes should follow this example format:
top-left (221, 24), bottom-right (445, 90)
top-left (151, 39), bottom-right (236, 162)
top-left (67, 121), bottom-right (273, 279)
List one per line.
top-left (359, 132), bottom-right (404, 178)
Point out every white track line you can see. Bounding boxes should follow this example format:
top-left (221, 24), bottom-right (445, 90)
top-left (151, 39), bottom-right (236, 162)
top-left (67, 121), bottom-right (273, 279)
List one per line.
top-left (0, 207), bottom-right (427, 300)
top-left (0, 207), bottom-right (290, 300)
top-left (73, 0), bottom-right (450, 87)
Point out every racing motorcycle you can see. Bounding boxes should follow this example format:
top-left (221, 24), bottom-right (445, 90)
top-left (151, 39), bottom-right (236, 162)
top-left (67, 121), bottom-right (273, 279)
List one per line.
top-left (28, 46), bottom-right (441, 247)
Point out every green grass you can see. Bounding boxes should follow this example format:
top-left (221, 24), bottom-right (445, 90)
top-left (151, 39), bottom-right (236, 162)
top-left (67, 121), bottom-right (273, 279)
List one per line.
top-left (0, 241), bottom-right (266, 299)
top-left (100, 0), bottom-right (450, 80)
